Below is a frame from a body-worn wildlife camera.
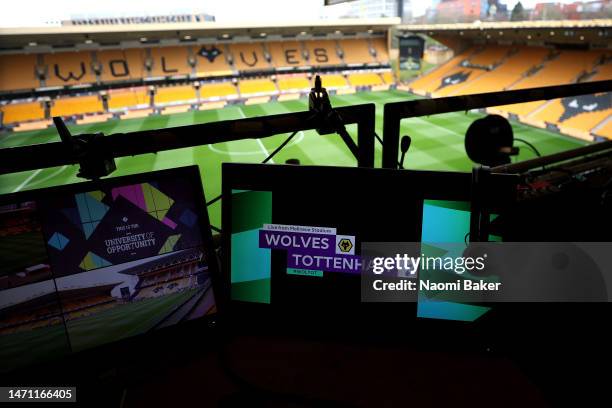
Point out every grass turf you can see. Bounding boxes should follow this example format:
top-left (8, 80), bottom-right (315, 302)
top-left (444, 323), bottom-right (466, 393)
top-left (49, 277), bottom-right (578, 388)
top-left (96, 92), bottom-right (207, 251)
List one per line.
top-left (0, 289), bottom-right (198, 372)
top-left (0, 89), bottom-right (587, 228)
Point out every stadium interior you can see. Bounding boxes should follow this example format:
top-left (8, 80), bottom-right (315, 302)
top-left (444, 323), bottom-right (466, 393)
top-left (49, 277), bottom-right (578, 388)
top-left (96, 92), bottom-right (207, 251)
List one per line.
top-left (1, 10), bottom-right (612, 408)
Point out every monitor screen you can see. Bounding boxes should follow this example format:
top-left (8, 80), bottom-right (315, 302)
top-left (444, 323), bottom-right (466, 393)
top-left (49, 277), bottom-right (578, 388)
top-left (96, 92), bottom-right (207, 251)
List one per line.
top-left (222, 163), bottom-right (478, 321)
top-left (0, 166), bottom-right (217, 373)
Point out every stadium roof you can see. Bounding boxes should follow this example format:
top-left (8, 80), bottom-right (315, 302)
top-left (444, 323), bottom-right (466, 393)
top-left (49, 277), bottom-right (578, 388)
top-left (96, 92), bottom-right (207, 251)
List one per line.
top-left (0, 18), bottom-right (399, 48)
top-left (398, 19), bottom-right (611, 46)
top-left (397, 19), bottom-right (612, 32)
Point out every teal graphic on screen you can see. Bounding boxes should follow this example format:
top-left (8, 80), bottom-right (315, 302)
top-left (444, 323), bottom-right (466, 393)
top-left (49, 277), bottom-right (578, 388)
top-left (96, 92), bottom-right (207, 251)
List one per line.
top-left (230, 190), bottom-right (272, 304)
top-left (417, 200), bottom-right (491, 322)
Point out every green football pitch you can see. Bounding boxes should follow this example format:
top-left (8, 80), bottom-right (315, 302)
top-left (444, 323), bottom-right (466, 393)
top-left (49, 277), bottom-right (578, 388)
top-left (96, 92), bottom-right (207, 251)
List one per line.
top-left (0, 90), bottom-right (586, 228)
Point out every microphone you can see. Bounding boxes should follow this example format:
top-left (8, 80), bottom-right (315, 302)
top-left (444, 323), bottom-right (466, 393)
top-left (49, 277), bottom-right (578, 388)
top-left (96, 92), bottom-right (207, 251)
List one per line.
top-left (399, 135), bottom-right (412, 169)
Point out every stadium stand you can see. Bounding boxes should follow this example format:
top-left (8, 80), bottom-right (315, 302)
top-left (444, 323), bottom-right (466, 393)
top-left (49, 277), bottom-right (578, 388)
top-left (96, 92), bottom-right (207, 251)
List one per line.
top-left (0, 102), bottom-right (45, 124)
top-left (43, 52), bottom-right (97, 87)
top-left (161, 105), bottom-right (191, 115)
top-left (381, 71), bottom-right (394, 84)
top-left (238, 78), bottom-right (277, 96)
top-left (97, 49), bottom-right (147, 82)
top-left (229, 43), bottom-right (270, 71)
top-left (12, 121), bottom-right (51, 132)
top-left (371, 38), bottom-right (390, 63)
top-left (50, 95), bottom-right (104, 117)
top-left (595, 120), bottom-right (612, 139)
top-left (267, 41), bottom-right (307, 68)
top-left (340, 39), bottom-right (376, 65)
top-left (121, 108), bottom-right (154, 119)
top-left (0, 21), bottom-right (395, 130)
top-left (409, 39), bottom-right (610, 141)
top-left (76, 113), bottom-right (114, 125)
top-left (319, 74), bottom-right (349, 89)
top-left (304, 40), bottom-right (342, 66)
top-left (199, 81), bottom-right (238, 99)
top-left (430, 46), bottom-right (513, 97)
top-left (277, 75), bottom-right (310, 92)
top-left (154, 85), bottom-right (197, 105)
top-left (149, 46), bottom-right (192, 77)
top-left (107, 88), bottom-right (150, 110)
top-left (0, 54), bottom-right (40, 91)
top-left (199, 101), bottom-right (227, 110)
top-left (498, 49), bottom-right (605, 116)
top-left (457, 47), bottom-right (550, 94)
top-left (348, 72), bottom-right (384, 87)
top-left (194, 44), bottom-right (233, 76)
top-left (408, 47), bottom-right (476, 95)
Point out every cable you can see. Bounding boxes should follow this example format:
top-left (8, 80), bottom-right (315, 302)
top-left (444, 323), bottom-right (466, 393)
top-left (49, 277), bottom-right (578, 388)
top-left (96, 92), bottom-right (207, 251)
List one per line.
top-left (373, 131), bottom-right (405, 169)
top-left (206, 126), bottom-right (311, 209)
top-left (515, 138), bottom-right (542, 158)
top-left (262, 129), bottom-right (299, 164)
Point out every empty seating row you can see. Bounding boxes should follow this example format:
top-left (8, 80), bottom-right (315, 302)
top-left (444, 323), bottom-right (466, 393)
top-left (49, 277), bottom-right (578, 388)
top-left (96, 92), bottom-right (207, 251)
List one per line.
top-left (411, 46), bottom-right (611, 139)
top-left (1, 70), bottom-right (394, 126)
top-left (0, 39), bottom-right (390, 92)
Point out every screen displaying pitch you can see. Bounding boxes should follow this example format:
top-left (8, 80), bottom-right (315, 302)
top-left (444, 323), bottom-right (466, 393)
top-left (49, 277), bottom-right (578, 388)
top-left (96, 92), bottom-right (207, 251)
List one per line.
top-left (0, 166), bottom-right (217, 372)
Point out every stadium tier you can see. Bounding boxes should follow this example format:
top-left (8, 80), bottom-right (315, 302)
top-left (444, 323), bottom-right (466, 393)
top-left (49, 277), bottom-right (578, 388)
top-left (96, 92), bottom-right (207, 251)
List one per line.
top-left (97, 49), bottom-right (148, 83)
top-left (50, 95), bottom-right (104, 117)
top-left (0, 101), bottom-right (45, 125)
top-left (277, 75), bottom-right (311, 92)
top-left (107, 88), bottom-right (150, 110)
top-left (238, 78), bottom-right (278, 96)
top-left (199, 81), bottom-right (238, 100)
top-left (0, 39), bottom-right (389, 93)
top-left (304, 40), bottom-right (343, 66)
top-left (408, 42), bottom-right (611, 141)
top-left (0, 25), bottom-right (393, 130)
top-left (0, 54), bottom-right (39, 91)
top-left (154, 85), bottom-right (198, 105)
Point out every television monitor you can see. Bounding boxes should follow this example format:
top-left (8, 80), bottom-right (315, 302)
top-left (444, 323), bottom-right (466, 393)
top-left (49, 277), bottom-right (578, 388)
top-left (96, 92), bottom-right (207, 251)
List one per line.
top-left (0, 166), bottom-right (218, 373)
top-left (221, 163), bottom-right (480, 326)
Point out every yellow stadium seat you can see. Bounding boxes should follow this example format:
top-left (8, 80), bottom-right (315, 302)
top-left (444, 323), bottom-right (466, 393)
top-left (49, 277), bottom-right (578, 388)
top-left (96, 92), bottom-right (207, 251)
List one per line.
top-left (43, 52), bottom-right (97, 87)
top-left (97, 49), bottom-right (147, 82)
top-left (107, 88), bottom-right (149, 110)
top-left (229, 43), bottom-right (269, 71)
top-left (458, 47), bottom-right (549, 95)
top-left (468, 46), bottom-right (511, 66)
top-left (0, 55), bottom-right (40, 91)
top-left (194, 44), bottom-right (233, 76)
top-left (595, 120), bottom-right (612, 139)
top-left (348, 73), bottom-right (383, 87)
top-left (277, 76), bottom-right (310, 91)
top-left (1, 102), bottom-right (45, 124)
top-left (409, 47), bottom-right (476, 94)
top-left (381, 72), bottom-right (395, 84)
top-left (154, 85), bottom-right (197, 105)
top-left (149, 47), bottom-right (192, 77)
top-left (200, 82), bottom-right (238, 99)
top-left (51, 95), bottom-right (103, 117)
top-left (238, 79), bottom-right (277, 95)
top-left (340, 39), bottom-right (375, 64)
top-left (267, 42), bottom-right (307, 68)
top-left (319, 74), bottom-right (348, 88)
top-left (371, 38), bottom-right (389, 63)
top-left (499, 50), bottom-right (604, 116)
top-left (304, 41), bottom-right (342, 66)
